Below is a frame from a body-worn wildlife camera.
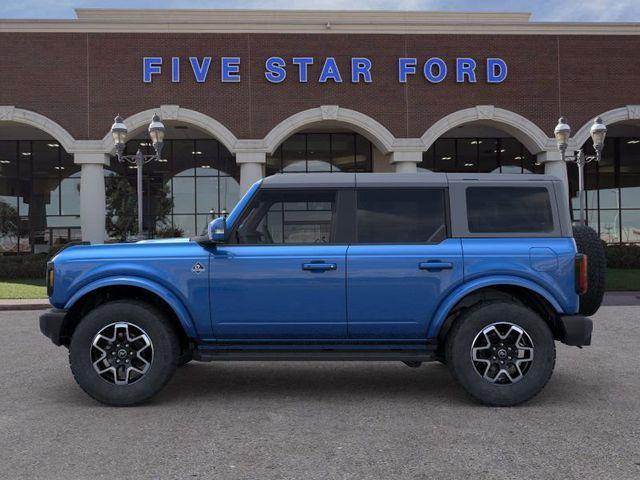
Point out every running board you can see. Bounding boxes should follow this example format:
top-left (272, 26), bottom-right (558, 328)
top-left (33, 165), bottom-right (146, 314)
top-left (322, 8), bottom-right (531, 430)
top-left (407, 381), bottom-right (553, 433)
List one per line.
top-left (193, 349), bottom-right (437, 362)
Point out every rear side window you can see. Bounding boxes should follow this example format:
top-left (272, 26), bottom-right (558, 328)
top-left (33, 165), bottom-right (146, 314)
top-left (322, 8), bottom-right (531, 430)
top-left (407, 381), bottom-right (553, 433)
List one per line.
top-left (356, 188), bottom-right (447, 243)
top-left (466, 186), bottom-right (554, 233)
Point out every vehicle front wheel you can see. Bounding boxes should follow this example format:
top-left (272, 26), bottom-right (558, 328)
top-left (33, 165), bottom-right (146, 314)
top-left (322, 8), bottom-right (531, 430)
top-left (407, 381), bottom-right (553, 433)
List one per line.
top-left (69, 300), bottom-right (180, 406)
top-left (445, 301), bottom-right (556, 407)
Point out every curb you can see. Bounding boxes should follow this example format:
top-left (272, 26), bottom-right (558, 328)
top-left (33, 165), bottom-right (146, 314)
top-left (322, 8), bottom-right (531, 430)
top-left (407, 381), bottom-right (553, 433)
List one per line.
top-left (0, 301), bottom-right (51, 312)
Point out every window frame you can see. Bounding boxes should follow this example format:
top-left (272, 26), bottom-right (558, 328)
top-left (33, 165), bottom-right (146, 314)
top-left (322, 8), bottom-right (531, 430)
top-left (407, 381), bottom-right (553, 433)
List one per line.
top-left (353, 187), bottom-right (450, 245)
top-left (227, 187), bottom-right (351, 246)
top-left (448, 181), bottom-right (564, 238)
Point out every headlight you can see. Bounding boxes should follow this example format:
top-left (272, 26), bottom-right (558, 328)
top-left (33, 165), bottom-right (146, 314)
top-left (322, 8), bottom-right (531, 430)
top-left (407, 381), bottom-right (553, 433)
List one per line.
top-left (46, 262), bottom-right (54, 297)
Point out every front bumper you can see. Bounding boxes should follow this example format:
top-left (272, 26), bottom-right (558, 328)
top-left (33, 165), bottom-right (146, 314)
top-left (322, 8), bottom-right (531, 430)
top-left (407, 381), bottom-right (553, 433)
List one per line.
top-left (558, 315), bottom-right (593, 346)
top-left (39, 308), bottom-right (68, 346)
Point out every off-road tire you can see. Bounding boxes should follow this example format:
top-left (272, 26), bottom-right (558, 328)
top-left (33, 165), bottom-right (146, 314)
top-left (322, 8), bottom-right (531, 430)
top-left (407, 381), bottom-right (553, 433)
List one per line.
top-left (572, 224), bottom-right (606, 316)
top-left (69, 300), bottom-right (179, 406)
top-left (445, 301), bottom-right (556, 407)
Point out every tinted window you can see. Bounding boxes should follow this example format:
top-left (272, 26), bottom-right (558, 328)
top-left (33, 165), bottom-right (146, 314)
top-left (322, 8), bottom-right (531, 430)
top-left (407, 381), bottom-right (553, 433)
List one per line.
top-left (356, 189), bottom-right (447, 243)
top-left (466, 187), bottom-right (554, 233)
top-left (237, 190), bottom-right (335, 244)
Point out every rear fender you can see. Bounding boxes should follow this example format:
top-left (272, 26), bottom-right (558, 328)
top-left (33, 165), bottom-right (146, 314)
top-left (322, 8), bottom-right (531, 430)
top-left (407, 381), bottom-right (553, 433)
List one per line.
top-left (426, 275), bottom-right (563, 338)
top-left (64, 276), bottom-right (197, 338)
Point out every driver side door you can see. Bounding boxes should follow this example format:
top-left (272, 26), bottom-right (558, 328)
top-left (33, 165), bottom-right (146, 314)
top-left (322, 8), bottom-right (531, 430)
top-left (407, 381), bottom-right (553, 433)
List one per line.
top-left (209, 188), bottom-right (350, 339)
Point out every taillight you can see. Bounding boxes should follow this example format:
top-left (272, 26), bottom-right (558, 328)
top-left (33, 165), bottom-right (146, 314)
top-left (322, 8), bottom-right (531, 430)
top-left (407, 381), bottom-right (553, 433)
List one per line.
top-left (575, 254), bottom-right (588, 295)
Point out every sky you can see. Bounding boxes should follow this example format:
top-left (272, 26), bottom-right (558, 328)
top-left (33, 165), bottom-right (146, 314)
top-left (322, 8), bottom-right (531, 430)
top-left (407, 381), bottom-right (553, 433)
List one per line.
top-left (1, 0), bottom-right (640, 22)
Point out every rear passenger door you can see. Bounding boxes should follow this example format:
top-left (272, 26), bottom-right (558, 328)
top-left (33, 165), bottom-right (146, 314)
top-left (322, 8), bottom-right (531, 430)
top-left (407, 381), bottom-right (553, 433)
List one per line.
top-left (346, 188), bottom-right (463, 339)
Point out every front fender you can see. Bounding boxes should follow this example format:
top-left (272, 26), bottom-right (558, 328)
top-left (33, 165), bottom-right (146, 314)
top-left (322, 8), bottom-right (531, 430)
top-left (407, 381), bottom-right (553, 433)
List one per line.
top-left (426, 275), bottom-right (564, 338)
top-left (64, 276), bottom-right (198, 338)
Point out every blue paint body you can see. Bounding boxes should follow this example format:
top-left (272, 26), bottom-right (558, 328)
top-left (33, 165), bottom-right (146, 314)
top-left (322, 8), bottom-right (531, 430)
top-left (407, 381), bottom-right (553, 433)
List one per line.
top-left (49, 180), bottom-right (579, 346)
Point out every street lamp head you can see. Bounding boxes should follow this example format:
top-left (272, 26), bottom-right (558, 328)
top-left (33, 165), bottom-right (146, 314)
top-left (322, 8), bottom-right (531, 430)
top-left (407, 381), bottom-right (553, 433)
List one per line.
top-left (110, 115), bottom-right (128, 155)
top-left (148, 113), bottom-right (165, 157)
top-left (590, 116), bottom-right (607, 156)
top-left (554, 117), bottom-right (571, 155)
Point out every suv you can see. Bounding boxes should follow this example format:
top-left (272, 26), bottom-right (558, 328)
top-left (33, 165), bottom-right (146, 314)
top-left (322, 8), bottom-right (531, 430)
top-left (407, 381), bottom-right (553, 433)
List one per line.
top-left (40, 173), bottom-right (595, 407)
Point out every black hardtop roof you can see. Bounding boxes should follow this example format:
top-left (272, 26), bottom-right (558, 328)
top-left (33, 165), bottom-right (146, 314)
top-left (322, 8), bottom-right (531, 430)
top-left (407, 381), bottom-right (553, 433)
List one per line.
top-left (261, 172), bottom-right (560, 189)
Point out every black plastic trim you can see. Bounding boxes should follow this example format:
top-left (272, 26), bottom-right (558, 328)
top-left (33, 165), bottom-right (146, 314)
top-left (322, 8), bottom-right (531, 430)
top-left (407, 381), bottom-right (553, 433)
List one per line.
top-left (39, 308), bottom-right (67, 346)
top-left (558, 315), bottom-right (593, 346)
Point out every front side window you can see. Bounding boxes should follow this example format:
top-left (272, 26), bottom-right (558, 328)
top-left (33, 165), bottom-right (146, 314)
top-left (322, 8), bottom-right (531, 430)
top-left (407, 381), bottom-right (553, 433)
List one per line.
top-left (466, 186), bottom-right (554, 233)
top-left (236, 190), bottom-right (336, 244)
top-left (356, 188), bottom-right (447, 243)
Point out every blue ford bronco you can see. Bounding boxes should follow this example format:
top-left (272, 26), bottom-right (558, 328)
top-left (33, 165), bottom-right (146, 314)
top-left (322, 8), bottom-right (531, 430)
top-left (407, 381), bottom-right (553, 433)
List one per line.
top-left (39, 173), bottom-right (602, 407)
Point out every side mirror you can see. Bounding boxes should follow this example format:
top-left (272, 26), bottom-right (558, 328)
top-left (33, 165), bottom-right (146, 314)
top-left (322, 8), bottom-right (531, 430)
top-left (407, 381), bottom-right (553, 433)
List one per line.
top-left (208, 217), bottom-right (226, 243)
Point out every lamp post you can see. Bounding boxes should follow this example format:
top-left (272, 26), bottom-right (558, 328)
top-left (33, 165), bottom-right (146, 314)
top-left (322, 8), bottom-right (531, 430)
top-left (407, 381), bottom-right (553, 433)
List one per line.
top-left (554, 116), bottom-right (607, 226)
top-left (110, 114), bottom-right (166, 239)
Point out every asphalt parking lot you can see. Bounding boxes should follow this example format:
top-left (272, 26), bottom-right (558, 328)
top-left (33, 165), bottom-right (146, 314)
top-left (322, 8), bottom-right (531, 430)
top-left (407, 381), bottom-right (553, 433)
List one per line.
top-left (1, 308), bottom-right (639, 480)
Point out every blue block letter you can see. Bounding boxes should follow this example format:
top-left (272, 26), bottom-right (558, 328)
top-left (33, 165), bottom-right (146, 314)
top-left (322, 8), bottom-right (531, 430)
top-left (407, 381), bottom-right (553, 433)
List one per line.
top-left (424, 57), bottom-right (447, 83)
top-left (190, 57), bottom-right (212, 83)
top-left (456, 58), bottom-right (477, 83)
top-left (143, 57), bottom-right (162, 83)
top-left (398, 58), bottom-right (417, 83)
top-left (171, 57), bottom-right (180, 83)
top-left (351, 57), bottom-right (372, 83)
top-left (265, 57), bottom-right (287, 83)
top-left (221, 57), bottom-right (241, 83)
top-left (319, 57), bottom-right (343, 83)
top-left (292, 57), bottom-right (313, 83)
top-left (487, 58), bottom-right (508, 83)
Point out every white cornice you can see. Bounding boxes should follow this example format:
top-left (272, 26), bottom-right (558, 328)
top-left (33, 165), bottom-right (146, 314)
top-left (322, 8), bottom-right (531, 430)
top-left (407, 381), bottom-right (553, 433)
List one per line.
top-left (0, 9), bottom-right (639, 35)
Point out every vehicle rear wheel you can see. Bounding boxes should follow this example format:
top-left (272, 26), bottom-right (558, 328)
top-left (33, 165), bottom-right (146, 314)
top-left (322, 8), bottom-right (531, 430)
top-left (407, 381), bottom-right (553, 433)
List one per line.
top-left (572, 224), bottom-right (606, 316)
top-left (69, 300), bottom-right (179, 406)
top-left (445, 301), bottom-right (555, 407)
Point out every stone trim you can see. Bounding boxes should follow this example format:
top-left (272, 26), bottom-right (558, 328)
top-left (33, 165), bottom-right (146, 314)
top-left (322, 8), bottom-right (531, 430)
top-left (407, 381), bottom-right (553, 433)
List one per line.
top-left (100, 105), bottom-right (239, 155)
top-left (263, 106), bottom-right (397, 155)
top-left (421, 105), bottom-right (554, 154)
top-left (0, 106), bottom-right (76, 153)
top-left (571, 105), bottom-right (640, 148)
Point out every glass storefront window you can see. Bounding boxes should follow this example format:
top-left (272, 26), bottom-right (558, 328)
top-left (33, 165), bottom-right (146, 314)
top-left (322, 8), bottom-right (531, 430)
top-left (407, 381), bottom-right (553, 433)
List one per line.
top-left (568, 136), bottom-right (640, 244)
top-left (267, 132), bottom-right (373, 174)
top-left (0, 140), bottom-right (79, 252)
top-left (108, 138), bottom-right (240, 239)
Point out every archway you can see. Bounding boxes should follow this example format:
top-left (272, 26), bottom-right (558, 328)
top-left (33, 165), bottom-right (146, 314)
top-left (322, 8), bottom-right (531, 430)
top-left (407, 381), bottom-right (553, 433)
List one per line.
top-left (569, 112), bottom-right (640, 244)
top-left (107, 119), bottom-right (240, 239)
top-left (0, 117), bottom-right (79, 253)
top-left (263, 106), bottom-right (397, 175)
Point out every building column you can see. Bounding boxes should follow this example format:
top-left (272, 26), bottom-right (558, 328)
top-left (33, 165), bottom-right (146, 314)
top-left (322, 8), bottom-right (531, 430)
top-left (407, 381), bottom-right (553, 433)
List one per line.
top-left (390, 151), bottom-right (422, 173)
top-left (237, 151), bottom-right (266, 195)
top-left (75, 152), bottom-right (110, 244)
top-left (537, 151), bottom-right (569, 196)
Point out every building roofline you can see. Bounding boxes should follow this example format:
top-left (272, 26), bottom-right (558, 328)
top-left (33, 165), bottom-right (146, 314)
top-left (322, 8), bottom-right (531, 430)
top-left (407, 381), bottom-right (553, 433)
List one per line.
top-left (0, 9), bottom-right (639, 35)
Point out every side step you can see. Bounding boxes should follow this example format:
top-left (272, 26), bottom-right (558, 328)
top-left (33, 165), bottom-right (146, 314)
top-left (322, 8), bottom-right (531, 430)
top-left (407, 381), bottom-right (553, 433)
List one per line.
top-left (193, 348), bottom-right (436, 362)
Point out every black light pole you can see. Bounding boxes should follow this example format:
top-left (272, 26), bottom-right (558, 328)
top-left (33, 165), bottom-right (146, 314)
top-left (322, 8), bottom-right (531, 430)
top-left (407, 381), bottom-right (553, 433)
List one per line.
top-left (554, 117), bottom-right (607, 226)
top-left (110, 114), bottom-right (166, 239)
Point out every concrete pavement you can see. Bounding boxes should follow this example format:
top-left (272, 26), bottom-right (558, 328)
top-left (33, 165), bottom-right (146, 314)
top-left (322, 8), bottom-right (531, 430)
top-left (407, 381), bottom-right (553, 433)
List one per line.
top-left (0, 307), bottom-right (639, 480)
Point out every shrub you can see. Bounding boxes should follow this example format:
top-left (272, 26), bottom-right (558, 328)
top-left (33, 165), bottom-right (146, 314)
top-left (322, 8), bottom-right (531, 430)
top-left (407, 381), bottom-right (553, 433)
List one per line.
top-left (0, 253), bottom-right (48, 280)
top-left (605, 244), bottom-right (640, 269)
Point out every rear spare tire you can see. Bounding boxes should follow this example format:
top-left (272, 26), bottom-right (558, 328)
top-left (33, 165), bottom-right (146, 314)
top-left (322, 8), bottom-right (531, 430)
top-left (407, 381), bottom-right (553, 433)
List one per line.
top-left (572, 224), bottom-right (606, 316)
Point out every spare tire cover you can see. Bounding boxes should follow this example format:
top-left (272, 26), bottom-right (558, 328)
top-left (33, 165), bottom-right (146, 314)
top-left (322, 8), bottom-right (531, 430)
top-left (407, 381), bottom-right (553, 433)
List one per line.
top-left (572, 224), bottom-right (606, 316)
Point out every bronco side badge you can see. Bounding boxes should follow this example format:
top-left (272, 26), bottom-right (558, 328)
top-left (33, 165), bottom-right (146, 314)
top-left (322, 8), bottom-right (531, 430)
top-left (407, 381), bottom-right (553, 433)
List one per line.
top-left (192, 262), bottom-right (205, 274)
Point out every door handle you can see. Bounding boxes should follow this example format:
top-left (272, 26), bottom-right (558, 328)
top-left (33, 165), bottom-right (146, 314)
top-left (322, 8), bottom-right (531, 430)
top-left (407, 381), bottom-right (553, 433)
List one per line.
top-left (302, 262), bottom-right (337, 271)
top-left (419, 261), bottom-right (453, 271)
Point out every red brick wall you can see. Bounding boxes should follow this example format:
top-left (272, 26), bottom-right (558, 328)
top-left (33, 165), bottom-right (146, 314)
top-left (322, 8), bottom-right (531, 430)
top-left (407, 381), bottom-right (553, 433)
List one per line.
top-left (1, 32), bottom-right (639, 142)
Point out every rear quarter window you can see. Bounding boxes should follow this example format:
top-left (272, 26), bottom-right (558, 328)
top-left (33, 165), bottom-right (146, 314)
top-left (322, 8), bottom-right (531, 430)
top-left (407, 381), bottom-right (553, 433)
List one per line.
top-left (466, 186), bottom-right (554, 233)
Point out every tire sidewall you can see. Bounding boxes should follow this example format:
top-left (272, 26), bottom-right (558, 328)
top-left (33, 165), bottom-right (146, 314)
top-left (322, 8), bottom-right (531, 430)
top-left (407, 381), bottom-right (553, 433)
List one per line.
top-left (69, 301), bottom-right (178, 406)
top-left (446, 302), bottom-right (556, 407)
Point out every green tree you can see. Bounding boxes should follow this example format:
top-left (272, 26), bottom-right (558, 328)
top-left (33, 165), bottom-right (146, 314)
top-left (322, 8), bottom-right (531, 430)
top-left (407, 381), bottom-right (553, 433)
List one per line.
top-left (105, 175), bottom-right (175, 241)
top-left (0, 200), bottom-right (21, 249)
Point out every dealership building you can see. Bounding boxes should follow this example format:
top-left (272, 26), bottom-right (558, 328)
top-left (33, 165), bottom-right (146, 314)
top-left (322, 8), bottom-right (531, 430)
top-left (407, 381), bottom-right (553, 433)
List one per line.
top-left (1, 8), bottom-right (640, 251)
